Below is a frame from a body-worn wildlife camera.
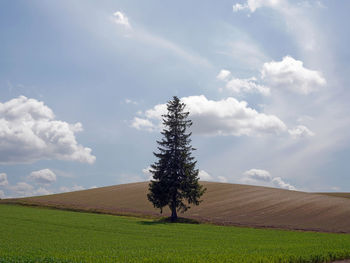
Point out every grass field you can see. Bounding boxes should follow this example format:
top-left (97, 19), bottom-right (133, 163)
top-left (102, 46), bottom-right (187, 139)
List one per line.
top-left (1, 205), bottom-right (350, 262)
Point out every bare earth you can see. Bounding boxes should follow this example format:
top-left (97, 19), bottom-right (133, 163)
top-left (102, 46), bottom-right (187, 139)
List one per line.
top-left (2, 181), bottom-right (350, 233)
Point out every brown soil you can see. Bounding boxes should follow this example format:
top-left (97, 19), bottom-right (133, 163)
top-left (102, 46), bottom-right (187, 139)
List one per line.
top-left (318, 192), bottom-right (350, 200)
top-left (2, 181), bottom-right (350, 233)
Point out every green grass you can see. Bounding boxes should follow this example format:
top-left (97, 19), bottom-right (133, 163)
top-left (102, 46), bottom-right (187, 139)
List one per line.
top-left (1, 204), bottom-right (350, 262)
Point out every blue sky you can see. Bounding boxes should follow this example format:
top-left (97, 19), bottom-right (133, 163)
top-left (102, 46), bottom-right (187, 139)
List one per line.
top-left (1, 0), bottom-right (350, 197)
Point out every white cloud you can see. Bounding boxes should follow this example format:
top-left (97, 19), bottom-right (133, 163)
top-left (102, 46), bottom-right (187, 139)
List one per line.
top-left (0, 173), bottom-right (8, 186)
top-left (131, 117), bottom-right (156, 131)
top-left (198, 170), bottom-right (213, 181)
top-left (248, 0), bottom-right (282, 12)
top-left (233, 0), bottom-right (282, 13)
top-left (217, 69), bottom-right (270, 96)
top-left (4, 180), bottom-right (53, 197)
top-left (261, 56), bottom-right (326, 94)
top-left (132, 95), bottom-right (287, 136)
top-left (242, 169), bottom-right (296, 190)
top-left (232, 3), bottom-right (248, 12)
top-left (112, 11), bottom-right (131, 29)
top-left (144, 103), bottom-right (167, 120)
top-left (217, 56), bottom-right (325, 96)
top-left (142, 166), bottom-right (153, 181)
top-left (226, 77), bottom-right (270, 96)
top-left (0, 190), bottom-right (4, 198)
top-left (243, 169), bottom-right (272, 182)
top-left (28, 169), bottom-right (56, 185)
top-left (0, 96), bottom-right (95, 164)
top-left (125, 99), bottom-right (138, 105)
top-left (59, 185), bottom-right (85, 193)
top-left (216, 69), bottom-right (231, 81)
top-left (8, 182), bottom-right (34, 196)
top-left (288, 125), bottom-right (315, 138)
top-left (271, 177), bottom-right (296, 190)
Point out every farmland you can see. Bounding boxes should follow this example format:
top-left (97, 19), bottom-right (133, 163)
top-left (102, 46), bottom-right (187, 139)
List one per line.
top-left (5, 181), bottom-right (350, 233)
top-left (1, 204), bottom-right (350, 263)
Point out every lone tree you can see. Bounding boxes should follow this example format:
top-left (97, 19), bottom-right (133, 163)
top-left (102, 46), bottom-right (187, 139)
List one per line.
top-left (147, 96), bottom-right (205, 222)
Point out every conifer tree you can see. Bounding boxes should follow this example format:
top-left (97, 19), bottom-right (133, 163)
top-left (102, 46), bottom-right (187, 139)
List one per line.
top-left (147, 96), bottom-right (205, 221)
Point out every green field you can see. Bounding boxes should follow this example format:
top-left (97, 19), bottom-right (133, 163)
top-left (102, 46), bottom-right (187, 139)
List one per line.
top-left (1, 204), bottom-right (350, 262)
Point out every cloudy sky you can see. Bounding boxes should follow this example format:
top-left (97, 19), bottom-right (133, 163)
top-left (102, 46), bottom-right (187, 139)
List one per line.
top-left (1, 0), bottom-right (350, 198)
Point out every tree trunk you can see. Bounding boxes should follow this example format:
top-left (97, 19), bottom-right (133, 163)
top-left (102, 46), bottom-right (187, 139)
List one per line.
top-left (170, 203), bottom-right (177, 222)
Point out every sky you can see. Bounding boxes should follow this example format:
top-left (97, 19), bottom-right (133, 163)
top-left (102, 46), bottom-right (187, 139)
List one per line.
top-left (1, 0), bottom-right (350, 198)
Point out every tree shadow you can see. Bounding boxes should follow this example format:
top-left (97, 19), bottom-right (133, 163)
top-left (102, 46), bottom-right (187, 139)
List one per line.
top-left (139, 217), bottom-right (200, 225)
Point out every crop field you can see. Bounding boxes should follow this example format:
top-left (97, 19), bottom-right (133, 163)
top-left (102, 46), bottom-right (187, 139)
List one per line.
top-left (8, 182), bottom-right (350, 233)
top-left (1, 204), bottom-right (350, 263)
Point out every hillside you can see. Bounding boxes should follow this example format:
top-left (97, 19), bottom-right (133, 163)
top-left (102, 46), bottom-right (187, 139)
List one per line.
top-left (318, 192), bottom-right (350, 200)
top-left (3, 181), bottom-right (350, 233)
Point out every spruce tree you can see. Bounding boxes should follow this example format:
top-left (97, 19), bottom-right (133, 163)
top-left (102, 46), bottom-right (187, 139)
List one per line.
top-left (147, 96), bottom-right (205, 221)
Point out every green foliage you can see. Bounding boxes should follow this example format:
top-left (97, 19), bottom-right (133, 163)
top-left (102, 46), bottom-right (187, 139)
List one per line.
top-left (2, 204), bottom-right (350, 262)
top-left (147, 96), bottom-right (205, 220)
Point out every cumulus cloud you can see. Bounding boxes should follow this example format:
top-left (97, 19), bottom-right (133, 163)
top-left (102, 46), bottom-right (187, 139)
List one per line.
top-left (244, 169), bottom-right (272, 182)
top-left (8, 182), bottom-right (34, 196)
top-left (242, 169), bottom-right (296, 190)
top-left (112, 11), bottom-right (131, 29)
top-left (0, 173), bottom-right (8, 186)
top-left (28, 169), bottom-right (56, 185)
top-left (233, 0), bottom-right (282, 13)
top-left (288, 125), bottom-right (315, 138)
top-left (2, 179), bottom-right (53, 197)
top-left (216, 70), bottom-right (232, 81)
top-left (198, 170), bottom-right (213, 181)
top-left (271, 177), bottom-right (296, 190)
top-left (226, 77), bottom-right (270, 96)
top-left (217, 70), bottom-right (270, 96)
top-left (131, 117), bottom-right (156, 131)
top-left (261, 56), bottom-right (326, 94)
top-left (196, 170), bottom-right (228, 183)
top-left (217, 56), bottom-right (325, 96)
top-left (0, 96), bottom-right (95, 164)
top-left (132, 95), bottom-right (286, 136)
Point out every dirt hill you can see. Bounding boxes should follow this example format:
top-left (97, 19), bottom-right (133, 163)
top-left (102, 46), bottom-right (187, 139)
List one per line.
top-left (3, 181), bottom-right (350, 233)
